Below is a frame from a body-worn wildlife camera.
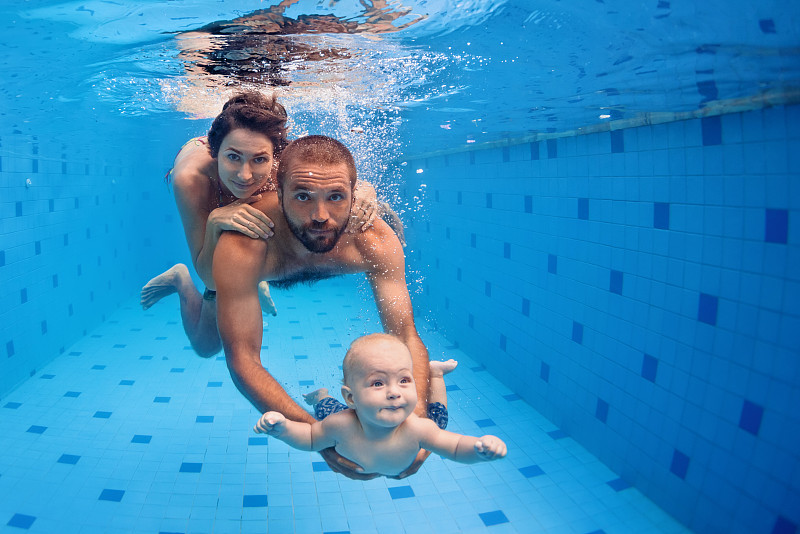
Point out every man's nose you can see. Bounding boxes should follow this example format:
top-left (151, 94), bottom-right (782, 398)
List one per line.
top-left (311, 201), bottom-right (329, 222)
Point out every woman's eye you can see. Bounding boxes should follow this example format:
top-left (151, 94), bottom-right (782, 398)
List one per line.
top-left (253, 156), bottom-right (268, 164)
top-left (226, 153), bottom-right (240, 161)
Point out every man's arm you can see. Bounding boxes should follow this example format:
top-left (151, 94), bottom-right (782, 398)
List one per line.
top-left (362, 222), bottom-right (429, 415)
top-left (213, 231), bottom-right (314, 423)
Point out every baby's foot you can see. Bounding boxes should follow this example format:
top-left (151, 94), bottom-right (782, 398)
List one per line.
top-left (303, 388), bottom-right (331, 406)
top-left (140, 264), bottom-right (191, 310)
top-left (430, 359), bottom-right (458, 378)
top-left (258, 281), bottom-right (278, 316)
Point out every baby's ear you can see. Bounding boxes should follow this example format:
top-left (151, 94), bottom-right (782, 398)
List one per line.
top-left (341, 385), bottom-right (356, 408)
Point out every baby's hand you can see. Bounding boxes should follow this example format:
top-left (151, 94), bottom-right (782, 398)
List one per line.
top-left (254, 412), bottom-right (286, 436)
top-left (475, 436), bottom-right (507, 460)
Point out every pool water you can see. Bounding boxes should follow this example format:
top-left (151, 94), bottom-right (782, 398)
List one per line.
top-left (0, 279), bottom-right (691, 534)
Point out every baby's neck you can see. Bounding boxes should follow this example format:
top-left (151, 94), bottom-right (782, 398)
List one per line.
top-left (356, 413), bottom-right (405, 441)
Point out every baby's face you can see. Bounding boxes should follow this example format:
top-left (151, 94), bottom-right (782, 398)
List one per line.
top-left (345, 342), bottom-right (417, 429)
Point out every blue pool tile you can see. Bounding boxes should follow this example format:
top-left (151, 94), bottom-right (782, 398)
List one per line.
top-left (170, 368), bottom-right (184, 373)
top-left (94, 411), bottom-right (112, 419)
top-left (243, 495), bottom-right (268, 507)
top-left (139, 355), bottom-right (153, 360)
top-left (642, 354), bottom-right (658, 383)
top-left (248, 437), bottom-right (269, 446)
top-left (153, 397), bottom-right (170, 403)
top-left (519, 465), bottom-right (545, 478)
top-left (654, 202), bottom-right (670, 229)
top-left (113, 344), bottom-right (126, 349)
top-left (701, 116), bottom-right (722, 145)
top-left (207, 381), bottom-right (222, 387)
top-left (578, 198), bottom-right (589, 220)
top-left (479, 510), bottom-right (509, 527)
top-left (765, 209), bottom-right (788, 244)
top-left (39, 374), bottom-right (54, 380)
top-left (57, 454), bottom-right (80, 465)
top-left (596, 399), bottom-right (609, 423)
top-left (547, 139), bottom-right (557, 158)
top-left (6, 514), bottom-right (36, 529)
top-left (739, 400), bottom-right (764, 436)
top-left (548, 429), bottom-right (568, 439)
top-left (388, 486), bottom-right (414, 499)
top-left (131, 435), bottom-right (152, 444)
top-left (312, 461), bottom-right (331, 472)
top-left (27, 426), bottom-right (46, 434)
top-left (446, 384), bottom-right (461, 391)
top-left (607, 478), bottom-right (631, 491)
top-left (572, 321), bottom-right (584, 344)
top-left (91, 365), bottom-right (106, 370)
top-left (759, 19), bottom-right (776, 33)
top-left (522, 297), bottom-right (530, 316)
top-left (524, 195), bottom-right (533, 212)
top-left (609, 270), bottom-right (623, 295)
top-left (7, 340), bottom-right (15, 357)
top-left (585, 530), bottom-right (606, 534)
top-left (772, 516), bottom-right (797, 534)
top-left (670, 449), bottom-right (690, 479)
top-left (610, 130), bottom-right (624, 153)
top-left (119, 380), bottom-right (134, 386)
top-left (698, 293), bottom-right (719, 325)
top-left (329, 343), bottom-right (342, 348)
top-left (475, 418), bottom-right (496, 428)
top-left (180, 462), bottom-right (202, 473)
top-left (503, 393), bottom-right (521, 401)
top-left (295, 354), bottom-right (308, 360)
top-left (64, 391), bottom-right (81, 398)
top-left (540, 362), bottom-right (550, 382)
top-left (299, 380), bottom-right (315, 386)
top-left (5, 402), bottom-right (22, 409)
top-left (530, 141), bottom-right (540, 160)
top-left (98, 489), bottom-right (124, 502)
top-left (196, 416), bottom-right (214, 423)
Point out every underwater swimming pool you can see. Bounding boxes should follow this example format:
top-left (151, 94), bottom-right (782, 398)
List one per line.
top-left (1, 1), bottom-right (799, 533)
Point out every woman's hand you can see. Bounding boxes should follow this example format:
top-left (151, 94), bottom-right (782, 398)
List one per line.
top-left (346, 181), bottom-right (378, 233)
top-left (208, 194), bottom-right (274, 239)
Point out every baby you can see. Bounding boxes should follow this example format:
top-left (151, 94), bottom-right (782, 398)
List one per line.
top-left (254, 333), bottom-right (507, 477)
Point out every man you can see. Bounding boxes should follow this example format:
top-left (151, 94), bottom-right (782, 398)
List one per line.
top-left (212, 135), bottom-right (429, 478)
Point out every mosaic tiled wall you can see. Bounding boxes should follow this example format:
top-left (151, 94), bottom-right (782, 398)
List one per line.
top-left (0, 127), bottom-right (186, 398)
top-left (402, 104), bottom-right (799, 534)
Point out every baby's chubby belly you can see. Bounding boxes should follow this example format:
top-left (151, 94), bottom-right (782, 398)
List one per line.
top-left (335, 443), bottom-right (418, 477)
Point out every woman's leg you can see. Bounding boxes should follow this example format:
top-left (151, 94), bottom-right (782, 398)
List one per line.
top-left (140, 264), bottom-right (222, 357)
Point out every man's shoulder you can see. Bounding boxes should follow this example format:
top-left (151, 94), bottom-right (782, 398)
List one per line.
top-left (351, 219), bottom-right (404, 267)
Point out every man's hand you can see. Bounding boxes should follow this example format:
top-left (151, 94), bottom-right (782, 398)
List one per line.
top-left (319, 447), bottom-right (379, 481)
top-left (387, 448), bottom-right (431, 480)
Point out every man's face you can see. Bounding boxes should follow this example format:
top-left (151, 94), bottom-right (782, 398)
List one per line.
top-left (279, 157), bottom-right (353, 253)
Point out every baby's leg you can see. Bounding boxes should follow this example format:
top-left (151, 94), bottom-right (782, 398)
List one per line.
top-left (304, 388), bottom-right (349, 421)
top-left (303, 388), bottom-right (331, 406)
top-left (428, 359), bottom-right (457, 409)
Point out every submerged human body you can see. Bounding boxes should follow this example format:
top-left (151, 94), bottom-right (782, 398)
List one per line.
top-left (254, 334), bottom-right (507, 477)
top-left (140, 93), bottom-right (379, 357)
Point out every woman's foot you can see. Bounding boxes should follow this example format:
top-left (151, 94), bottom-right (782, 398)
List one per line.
top-left (141, 264), bottom-right (191, 310)
top-left (303, 388), bottom-right (332, 406)
top-left (430, 359), bottom-right (458, 378)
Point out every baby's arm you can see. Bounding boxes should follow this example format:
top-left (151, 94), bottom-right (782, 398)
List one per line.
top-left (416, 418), bottom-right (507, 463)
top-left (254, 412), bottom-right (336, 451)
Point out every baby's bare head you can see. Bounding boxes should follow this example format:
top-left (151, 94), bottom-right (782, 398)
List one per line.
top-left (342, 333), bottom-right (412, 386)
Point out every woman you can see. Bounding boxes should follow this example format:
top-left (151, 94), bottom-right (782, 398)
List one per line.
top-left (141, 92), bottom-right (379, 357)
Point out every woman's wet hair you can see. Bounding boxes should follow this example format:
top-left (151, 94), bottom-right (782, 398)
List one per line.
top-left (276, 135), bottom-right (358, 191)
top-left (207, 92), bottom-right (289, 158)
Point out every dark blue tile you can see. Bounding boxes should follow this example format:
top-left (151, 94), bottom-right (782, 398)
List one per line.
top-left (139, 355), bottom-right (153, 360)
top-left (697, 80), bottom-right (718, 104)
top-left (91, 365), bottom-right (106, 370)
top-left (765, 209), bottom-right (788, 244)
top-left (610, 130), bottom-right (624, 153)
top-left (610, 270), bottom-right (623, 295)
top-left (446, 384), bottom-right (461, 391)
top-left (6, 514), bottom-right (36, 529)
top-left (739, 400), bottom-right (764, 436)
top-left (58, 454), bottom-right (80, 465)
top-left (119, 380), bottom-right (134, 386)
top-left (596, 399), bottom-right (609, 423)
top-left (179, 462), bottom-right (202, 473)
top-left (522, 298), bottom-right (530, 317)
top-left (547, 139), bottom-right (558, 158)
top-left (299, 380), bottom-right (314, 386)
top-left (499, 334), bottom-right (507, 351)
top-left (486, 193), bottom-right (493, 208)
top-left (585, 530), bottom-right (606, 534)
top-left (504, 242), bottom-right (511, 259)
top-left (524, 195), bottom-right (533, 213)
top-left (5, 402), bottom-right (22, 409)
top-left (530, 141), bottom-right (540, 160)
top-left (312, 461), bottom-right (331, 472)
top-left (131, 435), bottom-right (152, 444)
top-left (698, 293), bottom-right (718, 325)
top-left (670, 449), bottom-right (690, 479)
top-left (475, 418), bottom-right (496, 428)
top-left (772, 516), bottom-right (797, 534)
top-left (479, 510), bottom-right (509, 527)
top-left (243, 495), bottom-right (268, 507)
top-left (39, 374), bottom-right (55, 380)
top-left (503, 393), bottom-right (521, 401)
top-left (759, 19), bottom-right (776, 34)
top-left (94, 411), bottom-right (112, 419)
top-left (248, 437), bottom-right (269, 446)
top-left (607, 478), bottom-right (631, 491)
top-left (113, 344), bottom-right (126, 349)
top-left (329, 343), bottom-right (342, 348)
top-left (578, 198), bottom-right (589, 220)
top-left (572, 321), bottom-right (584, 344)
top-left (540, 362), bottom-right (550, 382)
top-left (701, 116), bottom-right (722, 145)
top-left (654, 202), bottom-right (670, 229)
top-left (519, 465), bottom-right (545, 478)
top-left (196, 416), bottom-right (214, 423)
top-left (27, 426), bottom-right (46, 434)
top-left (6, 340), bottom-right (14, 357)
top-left (642, 354), bottom-right (658, 383)
top-left (170, 368), bottom-right (184, 373)
top-left (98, 489), bottom-right (124, 502)
top-left (548, 254), bottom-right (557, 274)
top-left (388, 486), bottom-right (414, 499)
top-left (548, 429), bottom-right (568, 439)
top-left (153, 397), bottom-right (170, 403)
top-left (470, 233), bottom-right (477, 247)
top-left (64, 391), bottom-right (81, 398)
top-left (295, 354), bottom-right (308, 360)
top-left (208, 381), bottom-right (222, 387)
top-left (291, 335), bottom-right (304, 340)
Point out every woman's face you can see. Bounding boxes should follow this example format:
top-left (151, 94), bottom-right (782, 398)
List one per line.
top-left (216, 128), bottom-right (276, 198)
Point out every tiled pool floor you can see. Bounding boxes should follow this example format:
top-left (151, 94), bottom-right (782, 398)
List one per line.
top-left (1, 277), bottom-right (692, 533)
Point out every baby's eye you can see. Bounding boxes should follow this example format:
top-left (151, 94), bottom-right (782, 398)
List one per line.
top-left (372, 381), bottom-right (384, 387)
top-left (400, 377), bottom-right (412, 384)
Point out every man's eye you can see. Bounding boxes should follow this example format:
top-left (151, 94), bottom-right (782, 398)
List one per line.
top-left (330, 193), bottom-right (344, 201)
top-left (295, 193), bottom-right (309, 201)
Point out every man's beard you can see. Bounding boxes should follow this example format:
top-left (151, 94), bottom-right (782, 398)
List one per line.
top-left (283, 204), bottom-right (347, 253)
